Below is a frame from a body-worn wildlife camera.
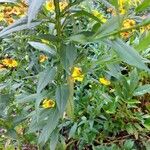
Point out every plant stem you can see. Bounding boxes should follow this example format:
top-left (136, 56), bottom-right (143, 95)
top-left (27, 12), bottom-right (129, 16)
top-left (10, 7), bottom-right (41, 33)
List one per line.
top-left (54, 0), bottom-right (61, 39)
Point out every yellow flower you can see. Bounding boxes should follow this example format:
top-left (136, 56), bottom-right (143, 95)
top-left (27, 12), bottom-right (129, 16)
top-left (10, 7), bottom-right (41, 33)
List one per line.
top-left (5, 17), bottom-right (15, 25)
top-left (92, 10), bottom-right (107, 23)
top-left (0, 13), bottom-right (4, 21)
top-left (45, 1), bottom-right (68, 12)
top-left (119, 7), bottom-right (126, 15)
top-left (42, 98), bottom-right (55, 108)
top-left (2, 58), bottom-right (18, 68)
top-left (39, 54), bottom-right (48, 63)
top-left (45, 1), bottom-right (55, 11)
top-left (140, 24), bottom-right (150, 33)
top-left (72, 67), bottom-right (84, 82)
top-left (120, 31), bottom-right (130, 39)
top-left (59, 1), bottom-right (68, 10)
top-left (11, 6), bottom-right (21, 15)
top-left (121, 19), bottom-right (136, 38)
top-left (99, 77), bottom-right (111, 86)
top-left (122, 19), bottom-right (136, 29)
top-left (41, 39), bottom-right (49, 44)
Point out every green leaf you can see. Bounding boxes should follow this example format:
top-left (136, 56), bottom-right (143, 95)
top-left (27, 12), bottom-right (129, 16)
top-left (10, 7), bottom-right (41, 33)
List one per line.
top-left (50, 129), bottom-right (59, 150)
top-left (98, 0), bottom-right (115, 8)
top-left (38, 108), bottom-right (60, 144)
top-left (60, 44), bottom-right (77, 72)
top-left (56, 85), bottom-right (69, 115)
top-left (145, 141), bottom-right (150, 150)
top-left (16, 93), bottom-right (39, 103)
top-left (71, 10), bottom-right (103, 23)
top-left (129, 69), bottom-right (139, 93)
top-left (0, 83), bottom-right (8, 90)
top-left (28, 41), bottom-right (56, 55)
top-left (66, 77), bottom-right (74, 119)
top-left (108, 39), bottom-right (150, 72)
top-left (126, 99), bottom-right (140, 104)
top-left (27, 0), bottom-right (46, 25)
top-left (136, 0), bottom-right (150, 12)
top-left (37, 67), bottom-right (56, 93)
top-left (94, 16), bottom-right (123, 38)
top-left (0, 0), bottom-right (16, 2)
top-left (135, 32), bottom-right (150, 51)
top-left (126, 123), bottom-right (134, 134)
top-left (39, 34), bottom-right (59, 43)
top-left (124, 140), bottom-right (134, 150)
top-left (0, 21), bottom-right (40, 38)
top-left (143, 118), bottom-right (150, 130)
top-left (69, 123), bottom-right (78, 139)
top-left (68, 31), bottom-right (94, 44)
top-left (134, 84), bottom-right (150, 96)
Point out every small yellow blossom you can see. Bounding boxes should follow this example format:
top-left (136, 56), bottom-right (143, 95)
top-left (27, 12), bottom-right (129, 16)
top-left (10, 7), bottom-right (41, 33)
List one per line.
top-left (121, 19), bottom-right (136, 38)
top-left (39, 54), bottom-right (48, 63)
top-left (92, 10), bottom-right (107, 23)
top-left (122, 19), bottom-right (136, 29)
top-left (11, 6), bottom-right (21, 15)
top-left (42, 98), bottom-right (55, 108)
top-left (72, 67), bottom-right (84, 82)
top-left (5, 17), bottom-right (15, 25)
top-left (118, 0), bottom-right (127, 15)
top-left (120, 31), bottom-right (131, 39)
top-left (45, 1), bottom-right (55, 11)
top-left (2, 58), bottom-right (18, 68)
top-left (99, 77), bottom-right (111, 86)
top-left (59, 1), bottom-right (68, 10)
top-left (140, 24), bottom-right (150, 33)
top-left (45, 0), bottom-right (68, 12)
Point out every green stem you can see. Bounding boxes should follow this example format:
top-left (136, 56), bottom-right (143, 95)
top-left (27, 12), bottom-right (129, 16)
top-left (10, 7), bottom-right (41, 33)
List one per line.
top-left (95, 20), bottom-right (150, 40)
top-left (54, 0), bottom-right (61, 39)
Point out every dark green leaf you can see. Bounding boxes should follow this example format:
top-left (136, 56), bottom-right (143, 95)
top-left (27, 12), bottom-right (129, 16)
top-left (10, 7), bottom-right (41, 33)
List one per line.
top-left (37, 67), bottom-right (56, 93)
top-left (108, 39), bottom-right (150, 72)
top-left (60, 44), bottom-right (77, 72)
top-left (56, 85), bottom-right (69, 115)
top-left (134, 84), bottom-right (150, 96)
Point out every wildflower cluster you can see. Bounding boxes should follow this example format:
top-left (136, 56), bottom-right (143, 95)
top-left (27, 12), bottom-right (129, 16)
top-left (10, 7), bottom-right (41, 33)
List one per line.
top-left (121, 19), bottom-right (136, 38)
top-left (0, 0), bottom-right (27, 25)
top-left (0, 58), bottom-right (18, 70)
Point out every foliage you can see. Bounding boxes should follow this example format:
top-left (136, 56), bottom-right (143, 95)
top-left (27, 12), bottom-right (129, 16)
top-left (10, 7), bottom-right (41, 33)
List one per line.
top-left (0, 0), bottom-right (150, 149)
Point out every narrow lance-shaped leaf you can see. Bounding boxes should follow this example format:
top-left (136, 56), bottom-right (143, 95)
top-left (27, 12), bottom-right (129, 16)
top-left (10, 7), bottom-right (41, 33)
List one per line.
top-left (0, 0), bottom-right (16, 3)
top-left (38, 109), bottom-right (60, 144)
top-left (136, 0), bottom-right (150, 12)
top-left (107, 39), bottom-right (150, 72)
top-left (60, 44), bottom-right (77, 72)
top-left (0, 22), bottom-right (40, 38)
top-left (56, 85), bottom-right (69, 115)
top-left (134, 84), bottom-right (150, 96)
top-left (37, 67), bottom-right (56, 93)
top-left (135, 32), bottom-right (150, 51)
top-left (28, 41), bottom-right (56, 55)
top-left (27, 0), bottom-right (46, 25)
top-left (50, 129), bottom-right (59, 150)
